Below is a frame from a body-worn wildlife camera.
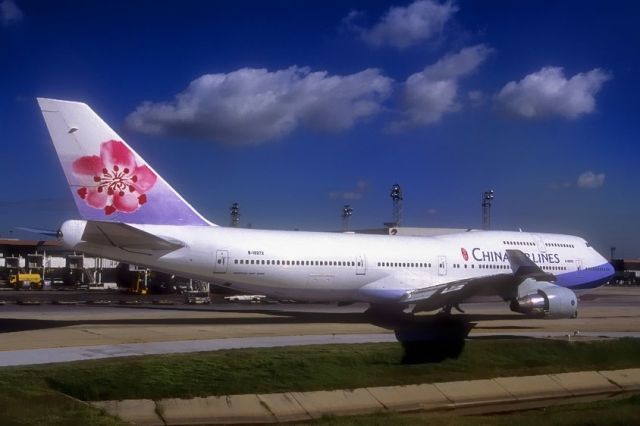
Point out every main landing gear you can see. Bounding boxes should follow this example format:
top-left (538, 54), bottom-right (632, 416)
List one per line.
top-left (364, 304), bottom-right (474, 364)
top-left (441, 304), bottom-right (465, 314)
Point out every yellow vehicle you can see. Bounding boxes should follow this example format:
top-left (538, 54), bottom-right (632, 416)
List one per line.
top-left (128, 273), bottom-right (148, 295)
top-left (9, 273), bottom-right (43, 290)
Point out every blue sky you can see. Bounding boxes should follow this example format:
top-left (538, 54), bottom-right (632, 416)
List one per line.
top-left (1, 0), bottom-right (638, 257)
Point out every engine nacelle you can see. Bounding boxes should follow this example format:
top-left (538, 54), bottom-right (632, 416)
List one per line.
top-left (510, 279), bottom-right (578, 319)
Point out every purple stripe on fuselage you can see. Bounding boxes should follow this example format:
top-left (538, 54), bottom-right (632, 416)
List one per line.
top-left (554, 262), bottom-right (615, 290)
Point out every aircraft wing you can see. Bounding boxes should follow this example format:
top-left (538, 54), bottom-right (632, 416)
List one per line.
top-left (401, 249), bottom-right (555, 312)
top-left (80, 221), bottom-right (184, 252)
top-left (505, 249), bottom-right (555, 280)
top-left (402, 273), bottom-right (515, 312)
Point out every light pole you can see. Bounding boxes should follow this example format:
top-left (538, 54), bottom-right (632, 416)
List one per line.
top-left (230, 202), bottom-right (240, 227)
top-left (341, 205), bottom-right (353, 232)
top-left (482, 190), bottom-right (494, 230)
top-left (390, 184), bottom-right (403, 227)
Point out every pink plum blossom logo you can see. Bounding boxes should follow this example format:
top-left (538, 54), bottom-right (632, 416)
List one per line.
top-left (461, 248), bottom-right (469, 261)
top-left (71, 140), bottom-right (157, 215)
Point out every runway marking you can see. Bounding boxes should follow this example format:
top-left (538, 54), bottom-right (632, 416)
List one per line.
top-left (80, 329), bottom-right (104, 336)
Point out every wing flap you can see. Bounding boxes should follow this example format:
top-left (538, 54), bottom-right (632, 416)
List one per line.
top-left (404, 273), bottom-right (514, 312)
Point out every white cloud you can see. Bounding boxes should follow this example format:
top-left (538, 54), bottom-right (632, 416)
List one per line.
top-left (351, 0), bottom-right (457, 49)
top-left (495, 67), bottom-right (611, 119)
top-left (329, 179), bottom-right (369, 200)
top-left (391, 44), bottom-right (492, 129)
top-left (126, 67), bottom-right (393, 145)
top-left (577, 171), bottom-right (605, 189)
top-left (0, 0), bottom-right (23, 26)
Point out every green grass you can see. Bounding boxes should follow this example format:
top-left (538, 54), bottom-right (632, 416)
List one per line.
top-left (0, 374), bottom-right (125, 426)
top-left (307, 394), bottom-right (640, 426)
top-left (1, 338), bottom-right (639, 404)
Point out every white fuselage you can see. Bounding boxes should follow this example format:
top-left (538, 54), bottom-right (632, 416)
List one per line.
top-left (60, 220), bottom-right (613, 303)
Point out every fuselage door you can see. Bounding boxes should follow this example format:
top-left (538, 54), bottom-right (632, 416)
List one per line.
top-left (214, 250), bottom-right (229, 273)
top-left (532, 234), bottom-right (547, 253)
top-left (575, 258), bottom-right (584, 277)
top-left (438, 255), bottom-right (447, 276)
top-left (356, 254), bottom-right (366, 275)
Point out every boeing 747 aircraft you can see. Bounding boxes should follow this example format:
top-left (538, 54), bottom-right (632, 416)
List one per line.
top-left (38, 98), bottom-right (614, 320)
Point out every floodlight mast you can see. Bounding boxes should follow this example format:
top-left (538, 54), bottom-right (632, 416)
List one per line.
top-left (482, 190), bottom-right (494, 230)
top-left (230, 202), bottom-right (240, 228)
top-left (341, 205), bottom-right (353, 232)
top-left (390, 184), bottom-right (403, 227)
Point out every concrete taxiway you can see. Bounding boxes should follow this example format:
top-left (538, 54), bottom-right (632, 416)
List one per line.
top-left (0, 286), bottom-right (639, 366)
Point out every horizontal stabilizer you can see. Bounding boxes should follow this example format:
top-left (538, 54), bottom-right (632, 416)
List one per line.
top-left (81, 221), bottom-right (184, 252)
top-left (16, 226), bottom-right (62, 238)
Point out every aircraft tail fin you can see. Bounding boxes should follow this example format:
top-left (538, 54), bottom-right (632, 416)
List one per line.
top-left (38, 98), bottom-right (214, 226)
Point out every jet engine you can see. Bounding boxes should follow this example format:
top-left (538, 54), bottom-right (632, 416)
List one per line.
top-left (509, 279), bottom-right (578, 319)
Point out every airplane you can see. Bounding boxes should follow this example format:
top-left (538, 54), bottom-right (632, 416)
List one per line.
top-left (38, 98), bottom-right (614, 320)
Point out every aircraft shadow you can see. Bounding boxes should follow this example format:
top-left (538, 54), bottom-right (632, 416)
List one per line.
top-left (0, 311), bottom-right (368, 334)
top-left (0, 308), bottom-right (535, 334)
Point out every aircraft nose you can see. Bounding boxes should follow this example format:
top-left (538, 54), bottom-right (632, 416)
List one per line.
top-left (593, 249), bottom-right (615, 279)
top-left (598, 252), bottom-right (615, 279)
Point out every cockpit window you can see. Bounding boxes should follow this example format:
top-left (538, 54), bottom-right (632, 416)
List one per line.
top-left (585, 241), bottom-right (591, 247)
